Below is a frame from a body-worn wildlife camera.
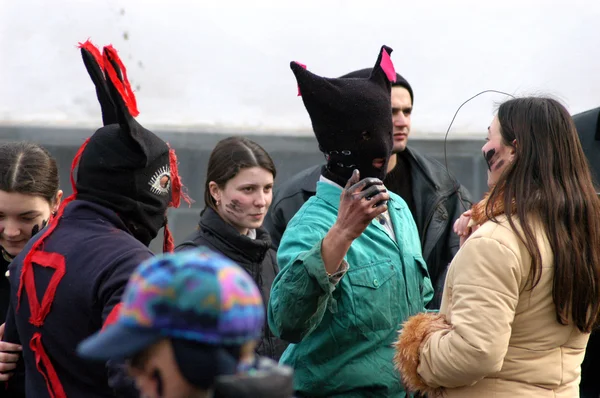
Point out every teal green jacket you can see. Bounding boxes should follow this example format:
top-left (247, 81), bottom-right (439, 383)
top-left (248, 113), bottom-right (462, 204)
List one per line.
top-left (268, 181), bottom-right (433, 398)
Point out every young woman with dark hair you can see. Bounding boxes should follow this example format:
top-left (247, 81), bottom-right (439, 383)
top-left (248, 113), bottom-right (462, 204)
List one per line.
top-left (0, 142), bottom-right (62, 263)
top-left (395, 97), bottom-right (600, 397)
top-left (176, 136), bottom-right (287, 360)
top-left (0, 141), bottom-right (62, 392)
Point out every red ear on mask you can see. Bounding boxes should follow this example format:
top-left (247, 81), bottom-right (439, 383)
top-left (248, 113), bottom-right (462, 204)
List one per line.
top-left (163, 146), bottom-right (193, 253)
top-left (163, 225), bottom-right (175, 253)
top-left (102, 45), bottom-right (139, 119)
top-left (293, 62), bottom-right (307, 96)
top-left (167, 146), bottom-right (192, 209)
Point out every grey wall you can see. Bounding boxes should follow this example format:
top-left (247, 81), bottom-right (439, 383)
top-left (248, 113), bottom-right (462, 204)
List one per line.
top-left (0, 126), bottom-right (487, 253)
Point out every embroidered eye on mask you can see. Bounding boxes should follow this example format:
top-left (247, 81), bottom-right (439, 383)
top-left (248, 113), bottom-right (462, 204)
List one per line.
top-left (149, 165), bottom-right (171, 196)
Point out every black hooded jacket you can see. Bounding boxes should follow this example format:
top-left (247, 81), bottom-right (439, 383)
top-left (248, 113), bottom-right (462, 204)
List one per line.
top-left (176, 208), bottom-right (288, 360)
top-left (573, 107), bottom-right (600, 398)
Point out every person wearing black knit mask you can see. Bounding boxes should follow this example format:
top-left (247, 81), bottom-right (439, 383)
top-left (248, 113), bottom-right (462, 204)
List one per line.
top-left (268, 45), bottom-right (433, 398)
top-left (303, 71), bottom-right (395, 185)
top-left (264, 68), bottom-right (472, 310)
top-left (1, 40), bottom-right (188, 398)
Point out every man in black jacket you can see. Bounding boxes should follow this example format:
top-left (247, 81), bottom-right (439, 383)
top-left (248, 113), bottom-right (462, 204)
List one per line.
top-left (572, 106), bottom-right (600, 398)
top-left (263, 69), bottom-right (472, 309)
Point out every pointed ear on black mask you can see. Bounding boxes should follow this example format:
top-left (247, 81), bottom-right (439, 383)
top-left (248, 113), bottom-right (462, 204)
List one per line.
top-left (291, 61), bottom-right (345, 117)
top-left (290, 61), bottom-right (311, 97)
top-left (102, 45), bottom-right (143, 138)
top-left (369, 45), bottom-right (396, 92)
top-left (290, 61), bottom-right (340, 100)
top-left (79, 40), bottom-right (118, 126)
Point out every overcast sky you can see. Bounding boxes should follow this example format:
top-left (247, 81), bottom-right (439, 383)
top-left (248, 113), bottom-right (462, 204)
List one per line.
top-left (1, 0), bottom-right (598, 139)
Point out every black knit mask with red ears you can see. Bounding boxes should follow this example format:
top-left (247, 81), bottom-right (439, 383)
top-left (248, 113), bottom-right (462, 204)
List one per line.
top-left (291, 45), bottom-right (397, 186)
top-left (74, 41), bottom-right (191, 251)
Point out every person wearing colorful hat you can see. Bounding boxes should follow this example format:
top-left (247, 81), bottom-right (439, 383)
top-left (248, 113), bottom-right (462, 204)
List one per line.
top-left (78, 247), bottom-right (294, 398)
top-left (1, 40), bottom-right (188, 397)
top-left (268, 45), bottom-right (433, 397)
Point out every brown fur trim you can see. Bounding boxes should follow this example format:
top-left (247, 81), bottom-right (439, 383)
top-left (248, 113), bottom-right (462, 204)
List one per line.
top-left (470, 187), bottom-right (516, 226)
top-left (393, 313), bottom-right (452, 397)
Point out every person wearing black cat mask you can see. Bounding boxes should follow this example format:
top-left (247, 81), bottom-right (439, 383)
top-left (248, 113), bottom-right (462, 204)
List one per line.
top-left (268, 45), bottom-right (433, 397)
top-left (1, 40), bottom-right (189, 398)
top-left (264, 66), bottom-right (472, 311)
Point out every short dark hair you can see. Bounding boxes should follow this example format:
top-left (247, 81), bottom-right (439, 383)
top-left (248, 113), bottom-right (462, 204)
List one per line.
top-left (339, 68), bottom-right (414, 105)
top-left (204, 137), bottom-right (276, 212)
top-left (0, 141), bottom-right (59, 204)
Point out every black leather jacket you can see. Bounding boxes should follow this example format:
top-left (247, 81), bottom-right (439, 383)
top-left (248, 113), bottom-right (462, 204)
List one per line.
top-left (573, 107), bottom-right (600, 398)
top-left (264, 147), bottom-right (472, 309)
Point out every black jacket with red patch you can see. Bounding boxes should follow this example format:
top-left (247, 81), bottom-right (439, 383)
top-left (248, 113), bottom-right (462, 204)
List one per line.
top-left (2, 200), bottom-right (152, 397)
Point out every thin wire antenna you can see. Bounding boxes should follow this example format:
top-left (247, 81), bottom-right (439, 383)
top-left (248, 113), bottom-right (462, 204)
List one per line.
top-left (443, 89), bottom-right (516, 212)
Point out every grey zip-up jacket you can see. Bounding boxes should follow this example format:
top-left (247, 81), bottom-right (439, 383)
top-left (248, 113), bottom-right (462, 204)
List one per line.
top-left (263, 147), bottom-right (472, 309)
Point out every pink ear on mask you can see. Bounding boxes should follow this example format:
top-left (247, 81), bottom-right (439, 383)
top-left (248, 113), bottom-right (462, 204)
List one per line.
top-left (380, 49), bottom-right (396, 83)
top-left (296, 62), bottom-right (307, 96)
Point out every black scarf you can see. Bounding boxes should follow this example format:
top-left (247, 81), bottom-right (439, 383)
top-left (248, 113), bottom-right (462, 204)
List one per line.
top-left (199, 208), bottom-right (271, 267)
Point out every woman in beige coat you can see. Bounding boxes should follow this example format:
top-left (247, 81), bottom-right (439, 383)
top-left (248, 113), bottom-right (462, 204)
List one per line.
top-left (394, 97), bottom-right (600, 398)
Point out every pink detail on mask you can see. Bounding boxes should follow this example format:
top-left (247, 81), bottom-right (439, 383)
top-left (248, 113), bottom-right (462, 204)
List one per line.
top-left (380, 49), bottom-right (396, 83)
top-left (296, 62), bottom-right (307, 96)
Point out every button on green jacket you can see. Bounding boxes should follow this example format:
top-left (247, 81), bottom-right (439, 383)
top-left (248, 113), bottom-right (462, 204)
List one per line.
top-left (268, 181), bottom-right (433, 397)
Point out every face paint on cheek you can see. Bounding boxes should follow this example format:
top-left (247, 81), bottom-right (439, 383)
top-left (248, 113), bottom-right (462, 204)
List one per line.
top-left (494, 159), bottom-right (506, 171)
top-left (225, 199), bottom-right (245, 216)
top-left (30, 219), bottom-right (49, 238)
top-left (483, 148), bottom-right (497, 171)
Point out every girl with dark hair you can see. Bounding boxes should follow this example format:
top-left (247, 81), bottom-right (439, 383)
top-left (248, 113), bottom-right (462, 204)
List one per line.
top-left (0, 142), bottom-right (62, 262)
top-left (0, 142), bottom-right (62, 385)
top-left (176, 136), bottom-right (287, 360)
top-left (395, 97), bottom-right (600, 397)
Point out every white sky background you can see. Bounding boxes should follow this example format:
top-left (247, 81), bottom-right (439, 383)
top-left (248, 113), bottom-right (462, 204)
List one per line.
top-left (1, 0), bottom-right (599, 139)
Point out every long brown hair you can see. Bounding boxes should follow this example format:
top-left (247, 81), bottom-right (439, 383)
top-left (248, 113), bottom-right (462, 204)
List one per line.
top-left (203, 137), bottom-right (276, 213)
top-left (486, 97), bottom-right (600, 332)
